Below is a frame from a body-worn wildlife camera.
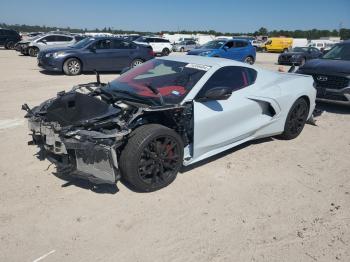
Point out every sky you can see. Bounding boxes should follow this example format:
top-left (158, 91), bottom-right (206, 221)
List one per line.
top-left (0, 0), bottom-right (349, 32)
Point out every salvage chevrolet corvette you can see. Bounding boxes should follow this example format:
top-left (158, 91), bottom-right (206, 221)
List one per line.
top-left (23, 56), bottom-right (316, 192)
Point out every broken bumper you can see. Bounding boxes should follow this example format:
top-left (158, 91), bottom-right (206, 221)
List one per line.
top-left (28, 119), bottom-right (121, 184)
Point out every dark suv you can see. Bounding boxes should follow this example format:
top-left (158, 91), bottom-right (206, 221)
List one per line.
top-left (0, 29), bottom-right (21, 49)
top-left (297, 41), bottom-right (350, 105)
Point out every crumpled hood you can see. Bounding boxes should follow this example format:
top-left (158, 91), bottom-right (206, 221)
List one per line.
top-left (298, 59), bottom-right (350, 75)
top-left (31, 92), bottom-right (121, 127)
top-left (187, 48), bottom-right (214, 55)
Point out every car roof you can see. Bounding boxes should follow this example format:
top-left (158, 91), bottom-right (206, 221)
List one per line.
top-left (157, 55), bottom-right (254, 68)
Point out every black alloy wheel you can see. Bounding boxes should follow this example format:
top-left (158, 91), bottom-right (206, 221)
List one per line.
top-left (120, 124), bottom-right (184, 192)
top-left (138, 135), bottom-right (181, 186)
top-left (279, 98), bottom-right (309, 140)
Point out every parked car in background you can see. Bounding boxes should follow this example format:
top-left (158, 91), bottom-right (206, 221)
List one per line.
top-left (23, 55), bottom-right (316, 192)
top-left (251, 39), bottom-right (264, 51)
top-left (0, 28), bottom-right (21, 49)
top-left (134, 36), bottom-right (172, 56)
top-left (122, 34), bottom-right (140, 41)
top-left (308, 40), bottom-right (336, 52)
top-left (278, 46), bottom-right (323, 66)
top-left (37, 37), bottom-right (155, 75)
top-left (172, 40), bottom-right (199, 52)
top-left (24, 34), bottom-right (87, 57)
top-left (297, 41), bottom-right (350, 104)
top-left (262, 37), bottom-right (293, 53)
top-left (187, 39), bottom-right (256, 64)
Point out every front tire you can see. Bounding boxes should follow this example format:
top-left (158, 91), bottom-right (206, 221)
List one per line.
top-left (63, 58), bottom-right (82, 75)
top-left (180, 47), bottom-right (185, 52)
top-left (161, 48), bottom-right (170, 56)
top-left (279, 98), bottom-right (309, 140)
top-left (28, 47), bottom-right (39, 57)
top-left (120, 124), bottom-right (184, 192)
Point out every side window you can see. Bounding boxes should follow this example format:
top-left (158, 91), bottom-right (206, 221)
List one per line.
top-left (43, 35), bottom-right (56, 42)
top-left (188, 41), bottom-right (196, 45)
top-left (234, 41), bottom-right (248, 48)
top-left (197, 66), bottom-right (257, 98)
top-left (224, 41), bottom-right (234, 49)
top-left (55, 36), bottom-right (73, 42)
top-left (94, 39), bottom-right (112, 49)
top-left (113, 40), bottom-right (135, 49)
top-left (146, 38), bottom-right (154, 43)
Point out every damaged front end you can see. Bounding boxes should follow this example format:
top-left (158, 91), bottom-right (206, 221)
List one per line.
top-left (23, 81), bottom-right (193, 184)
top-left (23, 82), bottom-right (141, 184)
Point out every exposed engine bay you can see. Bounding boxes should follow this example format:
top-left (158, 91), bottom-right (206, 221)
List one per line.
top-left (23, 81), bottom-right (194, 184)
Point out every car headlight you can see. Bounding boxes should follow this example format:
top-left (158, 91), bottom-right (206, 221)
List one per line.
top-left (199, 51), bottom-right (212, 56)
top-left (52, 51), bottom-right (66, 58)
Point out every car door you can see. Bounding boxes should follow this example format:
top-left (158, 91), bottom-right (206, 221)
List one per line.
top-left (83, 39), bottom-right (113, 71)
top-left (230, 41), bottom-right (248, 61)
top-left (192, 66), bottom-right (270, 160)
top-left (110, 39), bottom-right (137, 70)
top-left (54, 35), bottom-right (74, 48)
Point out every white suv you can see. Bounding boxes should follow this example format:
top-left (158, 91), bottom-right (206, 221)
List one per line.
top-left (26, 34), bottom-right (85, 57)
top-left (134, 36), bottom-right (172, 56)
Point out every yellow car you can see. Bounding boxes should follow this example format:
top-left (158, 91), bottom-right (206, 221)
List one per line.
top-left (262, 38), bottom-right (293, 53)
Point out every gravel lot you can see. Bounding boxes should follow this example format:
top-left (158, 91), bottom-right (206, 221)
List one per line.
top-left (0, 50), bottom-right (349, 262)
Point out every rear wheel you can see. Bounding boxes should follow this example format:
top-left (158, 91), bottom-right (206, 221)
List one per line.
top-left (120, 124), bottom-right (184, 192)
top-left (63, 58), bottom-right (82, 75)
top-left (28, 47), bottom-right (39, 57)
top-left (5, 41), bottom-right (15, 50)
top-left (279, 98), bottom-right (309, 140)
top-left (130, 58), bottom-right (144, 68)
top-left (180, 47), bottom-right (185, 52)
top-left (161, 48), bottom-right (170, 56)
top-left (244, 56), bottom-right (254, 65)
top-left (283, 48), bottom-right (289, 53)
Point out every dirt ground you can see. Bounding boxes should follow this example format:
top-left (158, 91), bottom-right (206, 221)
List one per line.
top-left (0, 50), bottom-right (349, 262)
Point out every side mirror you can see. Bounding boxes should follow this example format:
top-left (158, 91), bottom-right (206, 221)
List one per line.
top-left (121, 67), bottom-right (131, 74)
top-left (41, 39), bottom-right (47, 44)
top-left (223, 45), bottom-right (229, 51)
top-left (197, 87), bottom-right (232, 102)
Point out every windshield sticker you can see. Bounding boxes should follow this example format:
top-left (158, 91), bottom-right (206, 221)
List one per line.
top-left (185, 63), bottom-right (211, 71)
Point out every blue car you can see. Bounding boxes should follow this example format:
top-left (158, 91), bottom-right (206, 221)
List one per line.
top-left (37, 37), bottom-right (155, 75)
top-left (187, 39), bottom-right (256, 64)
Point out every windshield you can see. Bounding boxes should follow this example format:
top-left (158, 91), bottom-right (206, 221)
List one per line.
top-left (201, 40), bottom-right (226, 49)
top-left (135, 36), bottom-right (147, 42)
top-left (70, 37), bottom-right (95, 49)
top-left (108, 59), bottom-right (208, 105)
top-left (292, 47), bottom-right (308, 52)
top-left (322, 44), bottom-right (350, 61)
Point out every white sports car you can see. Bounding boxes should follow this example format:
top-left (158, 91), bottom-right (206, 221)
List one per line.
top-left (23, 56), bottom-right (316, 192)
